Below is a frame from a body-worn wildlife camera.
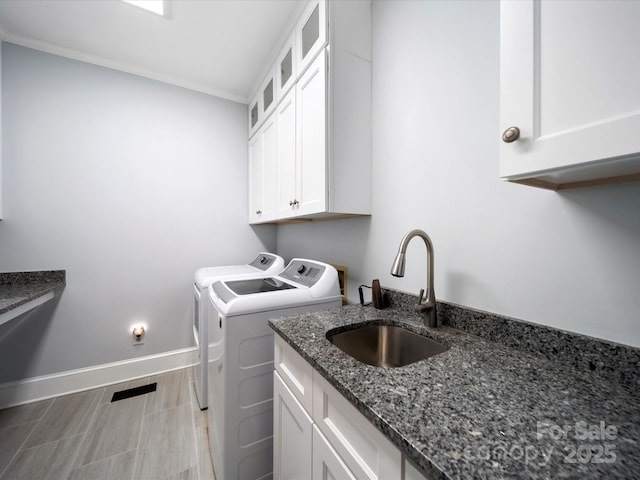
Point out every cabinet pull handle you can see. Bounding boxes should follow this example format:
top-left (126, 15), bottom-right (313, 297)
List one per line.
top-left (502, 126), bottom-right (520, 143)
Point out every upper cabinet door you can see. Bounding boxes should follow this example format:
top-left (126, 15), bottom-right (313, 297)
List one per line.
top-left (248, 131), bottom-right (264, 223)
top-left (276, 33), bottom-right (297, 102)
top-left (261, 66), bottom-right (277, 122)
top-left (276, 90), bottom-right (297, 219)
top-left (248, 90), bottom-right (262, 139)
top-left (296, 0), bottom-right (327, 77)
top-left (295, 51), bottom-right (327, 216)
top-left (248, 115), bottom-right (277, 224)
top-left (500, 0), bottom-right (640, 189)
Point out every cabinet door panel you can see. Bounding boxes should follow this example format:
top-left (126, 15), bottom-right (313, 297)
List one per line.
top-left (274, 372), bottom-right (312, 480)
top-left (404, 458), bottom-right (428, 480)
top-left (262, 116), bottom-right (277, 220)
top-left (296, 51), bottom-right (327, 216)
top-left (312, 371), bottom-right (401, 480)
top-left (277, 33), bottom-right (297, 101)
top-left (297, 0), bottom-right (327, 77)
top-left (276, 90), bottom-right (298, 218)
top-left (274, 335), bottom-right (313, 413)
top-left (249, 117), bottom-right (276, 224)
top-left (248, 92), bottom-right (261, 139)
top-left (261, 67), bottom-right (277, 121)
top-left (248, 132), bottom-right (263, 223)
top-left (312, 425), bottom-right (356, 480)
top-left (500, 0), bottom-right (640, 182)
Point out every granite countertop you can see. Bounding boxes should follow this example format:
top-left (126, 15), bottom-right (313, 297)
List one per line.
top-left (0, 271), bottom-right (66, 319)
top-left (269, 304), bottom-right (640, 479)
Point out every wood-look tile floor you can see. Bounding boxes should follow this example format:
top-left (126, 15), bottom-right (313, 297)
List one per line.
top-left (0, 367), bottom-right (216, 480)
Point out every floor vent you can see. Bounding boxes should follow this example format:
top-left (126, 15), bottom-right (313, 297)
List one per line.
top-left (111, 382), bottom-right (157, 402)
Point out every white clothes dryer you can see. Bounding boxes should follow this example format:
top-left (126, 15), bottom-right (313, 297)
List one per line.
top-left (207, 258), bottom-right (342, 480)
top-left (192, 252), bottom-right (284, 410)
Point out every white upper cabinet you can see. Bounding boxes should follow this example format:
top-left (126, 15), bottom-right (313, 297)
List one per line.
top-left (248, 0), bottom-right (371, 224)
top-left (500, 0), bottom-right (640, 190)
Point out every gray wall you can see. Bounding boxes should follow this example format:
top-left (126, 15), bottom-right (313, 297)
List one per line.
top-left (0, 44), bottom-right (276, 382)
top-left (278, 0), bottom-right (640, 347)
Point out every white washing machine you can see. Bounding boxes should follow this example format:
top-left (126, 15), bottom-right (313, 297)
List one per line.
top-left (192, 252), bottom-right (284, 410)
top-left (207, 258), bottom-right (342, 480)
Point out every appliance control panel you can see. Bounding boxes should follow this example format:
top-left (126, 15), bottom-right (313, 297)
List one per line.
top-left (249, 253), bottom-right (277, 271)
top-left (280, 260), bottom-right (326, 287)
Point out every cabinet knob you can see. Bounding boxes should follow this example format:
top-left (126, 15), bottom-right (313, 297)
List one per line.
top-left (255, 210), bottom-right (262, 215)
top-left (502, 126), bottom-right (520, 143)
top-left (289, 200), bottom-right (299, 207)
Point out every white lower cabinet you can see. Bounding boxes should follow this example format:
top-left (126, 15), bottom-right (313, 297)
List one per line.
top-left (313, 425), bottom-right (356, 480)
top-left (273, 372), bottom-right (313, 480)
top-left (312, 371), bottom-right (401, 480)
top-left (273, 336), bottom-right (427, 480)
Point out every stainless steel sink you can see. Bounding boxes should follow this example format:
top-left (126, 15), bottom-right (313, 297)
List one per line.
top-left (327, 324), bottom-right (448, 368)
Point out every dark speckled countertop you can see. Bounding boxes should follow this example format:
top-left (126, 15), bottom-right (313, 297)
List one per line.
top-left (269, 302), bottom-right (640, 479)
top-left (0, 271), bottom-right (66, 319)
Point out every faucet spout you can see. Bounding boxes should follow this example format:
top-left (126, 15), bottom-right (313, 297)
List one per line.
top-left (390, 229), bottom-right (437, 327)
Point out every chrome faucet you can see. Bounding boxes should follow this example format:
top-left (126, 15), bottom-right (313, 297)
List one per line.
top-left (390, 229), bottom-right (438, 327)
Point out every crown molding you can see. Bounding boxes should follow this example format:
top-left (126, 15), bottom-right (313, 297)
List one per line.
top-left (4, 32), bottom-right (249, 104)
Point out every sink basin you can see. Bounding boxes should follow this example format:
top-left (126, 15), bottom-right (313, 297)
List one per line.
top-left (327, 324), bottom-right (448, 368)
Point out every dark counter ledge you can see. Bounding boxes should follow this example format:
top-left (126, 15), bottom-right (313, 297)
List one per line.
top-left (269, 291), bottom-right (640, 480)
top-left (0, 270), bottom-right (66, 317)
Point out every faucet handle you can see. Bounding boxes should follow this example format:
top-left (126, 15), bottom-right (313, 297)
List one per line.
top-left (417, 289), bottom-right (424, 304)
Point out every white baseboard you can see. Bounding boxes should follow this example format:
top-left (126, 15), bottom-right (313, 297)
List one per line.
top-left (0, 346), bottom-right (198, 409)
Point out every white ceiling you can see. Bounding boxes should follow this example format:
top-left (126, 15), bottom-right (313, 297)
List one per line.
top-left (0, 0), bottom-right (304, 103)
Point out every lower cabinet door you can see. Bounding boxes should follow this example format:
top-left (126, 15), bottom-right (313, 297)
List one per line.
top-left (312, 425), bottom-right (356, 480)
top-left (312, 371), bottom-right (402, 479)
top-left (273, 372), bottom-right (313, 480)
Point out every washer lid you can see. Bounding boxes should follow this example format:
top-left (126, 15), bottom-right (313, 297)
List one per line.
top-left (224, 278), bottom-right (297, 295)
top-left (194, 253), bottom-right (284, 287)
